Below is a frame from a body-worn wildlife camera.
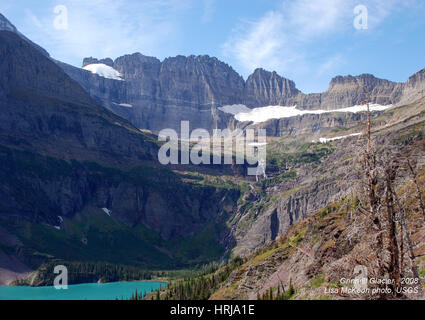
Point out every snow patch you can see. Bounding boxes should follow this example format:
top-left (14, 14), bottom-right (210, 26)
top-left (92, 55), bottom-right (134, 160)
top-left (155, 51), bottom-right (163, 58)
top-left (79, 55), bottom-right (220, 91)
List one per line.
top-left (220, 104), bottom-right (392, 124)
top-left (218, 104), bottom-right (252, 115)
top-left (83, 64), bottom-right (123, 81)
top-left (118, 103), bottom-right (132, 108)
top-left (248, 142), bottom-right (268, 147)
top-left (102, 208), bottom-right (112, 217)
top-left (318, 133), bottom-right (362, 144)
top-left (113, 102), bottom-right (133, 108)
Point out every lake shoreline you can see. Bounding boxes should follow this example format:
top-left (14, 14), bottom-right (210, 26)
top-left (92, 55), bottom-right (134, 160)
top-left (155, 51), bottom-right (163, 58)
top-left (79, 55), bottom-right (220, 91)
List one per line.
top-left (0, 280), bottom-right (166, 300)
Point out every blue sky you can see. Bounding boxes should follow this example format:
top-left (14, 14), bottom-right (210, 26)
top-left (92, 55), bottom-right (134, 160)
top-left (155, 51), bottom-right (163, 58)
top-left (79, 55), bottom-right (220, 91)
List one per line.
top-left (1, 0), bottom-right (425, 93)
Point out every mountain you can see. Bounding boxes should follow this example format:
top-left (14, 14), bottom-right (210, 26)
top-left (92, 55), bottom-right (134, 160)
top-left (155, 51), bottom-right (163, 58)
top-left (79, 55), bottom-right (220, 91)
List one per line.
top-left (0, 30), bottom-right (241, 284)
top-left (58, 54), bottom-right (245, 133)
top-left (0, 31), bottom-right (158, 164)
top-left (152, 98), bottom-right (425, 301)
top-left (58, 53), bottom-right (424, 135)
top-left (211, 135), bottom-right (425, 300)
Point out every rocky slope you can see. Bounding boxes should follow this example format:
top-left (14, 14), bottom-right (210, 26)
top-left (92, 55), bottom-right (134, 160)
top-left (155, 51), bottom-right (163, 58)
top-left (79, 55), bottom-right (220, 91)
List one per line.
top-left (210, 117), bottom-right (425, 300)
top-left (228, 96), bottom-right (425, 257)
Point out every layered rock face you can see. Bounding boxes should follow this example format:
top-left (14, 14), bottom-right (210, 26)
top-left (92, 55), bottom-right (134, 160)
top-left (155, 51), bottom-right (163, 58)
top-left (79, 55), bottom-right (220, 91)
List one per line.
top-left (246, 111), bottom-right (375, 137)
top-left (300, 74), bottom-right (404, 110)
top-left (244, 68), bottom-right (301, 107)
top-left (59, 53), bottom-right (424, 135)
top-left (59, 54), bottom-right (245, 133)
top-left (399, 68), bottom-right (425, 105)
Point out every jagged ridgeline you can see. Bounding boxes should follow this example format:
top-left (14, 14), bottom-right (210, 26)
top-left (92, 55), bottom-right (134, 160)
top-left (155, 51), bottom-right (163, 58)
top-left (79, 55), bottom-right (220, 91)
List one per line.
top-left (58, 52), bottom-right (425, 135)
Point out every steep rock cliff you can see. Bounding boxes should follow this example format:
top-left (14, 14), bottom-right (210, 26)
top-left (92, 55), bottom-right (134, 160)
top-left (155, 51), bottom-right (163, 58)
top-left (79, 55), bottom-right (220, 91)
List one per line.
top-left (59, 52), bottom-right (424, 136)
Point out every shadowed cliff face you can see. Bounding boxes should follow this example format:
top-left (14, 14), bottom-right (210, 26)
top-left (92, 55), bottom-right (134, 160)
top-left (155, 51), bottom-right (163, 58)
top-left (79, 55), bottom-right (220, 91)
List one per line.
top-left (0, 31), bottom-right (161, 165)
top-left (57, 52), bottom-right (424, 135)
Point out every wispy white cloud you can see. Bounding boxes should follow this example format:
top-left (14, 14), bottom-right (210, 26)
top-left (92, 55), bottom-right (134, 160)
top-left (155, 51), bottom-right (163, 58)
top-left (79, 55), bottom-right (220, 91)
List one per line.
top-left (202, 0), bottom-right (216, 23)
top-left (222, 11), bottom-right (291, 74)
top-left (222, 0), bottom-right (420, 83)
top-left (365, 0), bottom-right (419, 27)
top-left (317, 54), bottom-right (345, 77)
top-left (22, 0), bottom-right (191, 66)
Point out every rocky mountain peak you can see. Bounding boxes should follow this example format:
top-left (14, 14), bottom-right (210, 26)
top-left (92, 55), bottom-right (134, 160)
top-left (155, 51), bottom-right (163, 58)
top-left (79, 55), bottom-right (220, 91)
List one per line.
top-left (161, 54), bottom-right (239, 74)
top-left (114, 52), bottom-right (160, 66)
top-left (245, 68), bottom-right (300, 107)
top-left (329, 73), bottom-right (399, 90)
top-left (398, 67), bottom-right (425, 105)
top-left (250, 68), bottom-right (274, 77)
top-left (82, 57), bottom-right (114, 67)
top-left (0, 31), bottom-right (90, 106)
top-left (330, 73), bottom-right (375, 86)
top-left (112, 53), bottom-right (161, 80)
top-left (406, 68), bottom-right (425, 87)
top-left (0, 12), bottom-right (49, 57)
top-left (0, 13), bottom-right (17, 32)
top-left (247, 68), bottom-right (299, 92)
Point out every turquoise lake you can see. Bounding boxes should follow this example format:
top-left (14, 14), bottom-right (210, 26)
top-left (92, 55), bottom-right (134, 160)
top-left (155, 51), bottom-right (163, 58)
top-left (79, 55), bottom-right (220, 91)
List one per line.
top-left (0, 281), bottom-right (165, 300)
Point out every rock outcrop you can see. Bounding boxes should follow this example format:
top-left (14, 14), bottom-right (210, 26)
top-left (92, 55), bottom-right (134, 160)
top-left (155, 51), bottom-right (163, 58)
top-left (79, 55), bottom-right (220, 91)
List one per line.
top-left (59, 54), bottom-right (245, 133)
top-left (244, 68), bottom-right (300, 107)
top-left (300, 74), bottom-right (404, 110)
top-left (399, 68), bottom-right (425, 105)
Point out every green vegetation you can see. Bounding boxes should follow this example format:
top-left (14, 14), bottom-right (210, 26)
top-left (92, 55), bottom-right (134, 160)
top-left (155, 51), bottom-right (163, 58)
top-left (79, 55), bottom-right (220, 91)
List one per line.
top-left (267, 141), bottom-right (336, 170)
top-left (419, 267), bottom-right (425, 279)
top-left (310, 273), bottom-right (326, 289)
top-left (257, 283), bottom-right (295, 300)
top-left (395, 129), bottom-right (424, 145)
top-left (259, 169), bottom-right (297, 189)
top-left (0, 144), bottom-right (241, 271)
top-left (147, 257), bottom-right (245, 300)
top-left (15, 261), bottom-right (161, 286)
